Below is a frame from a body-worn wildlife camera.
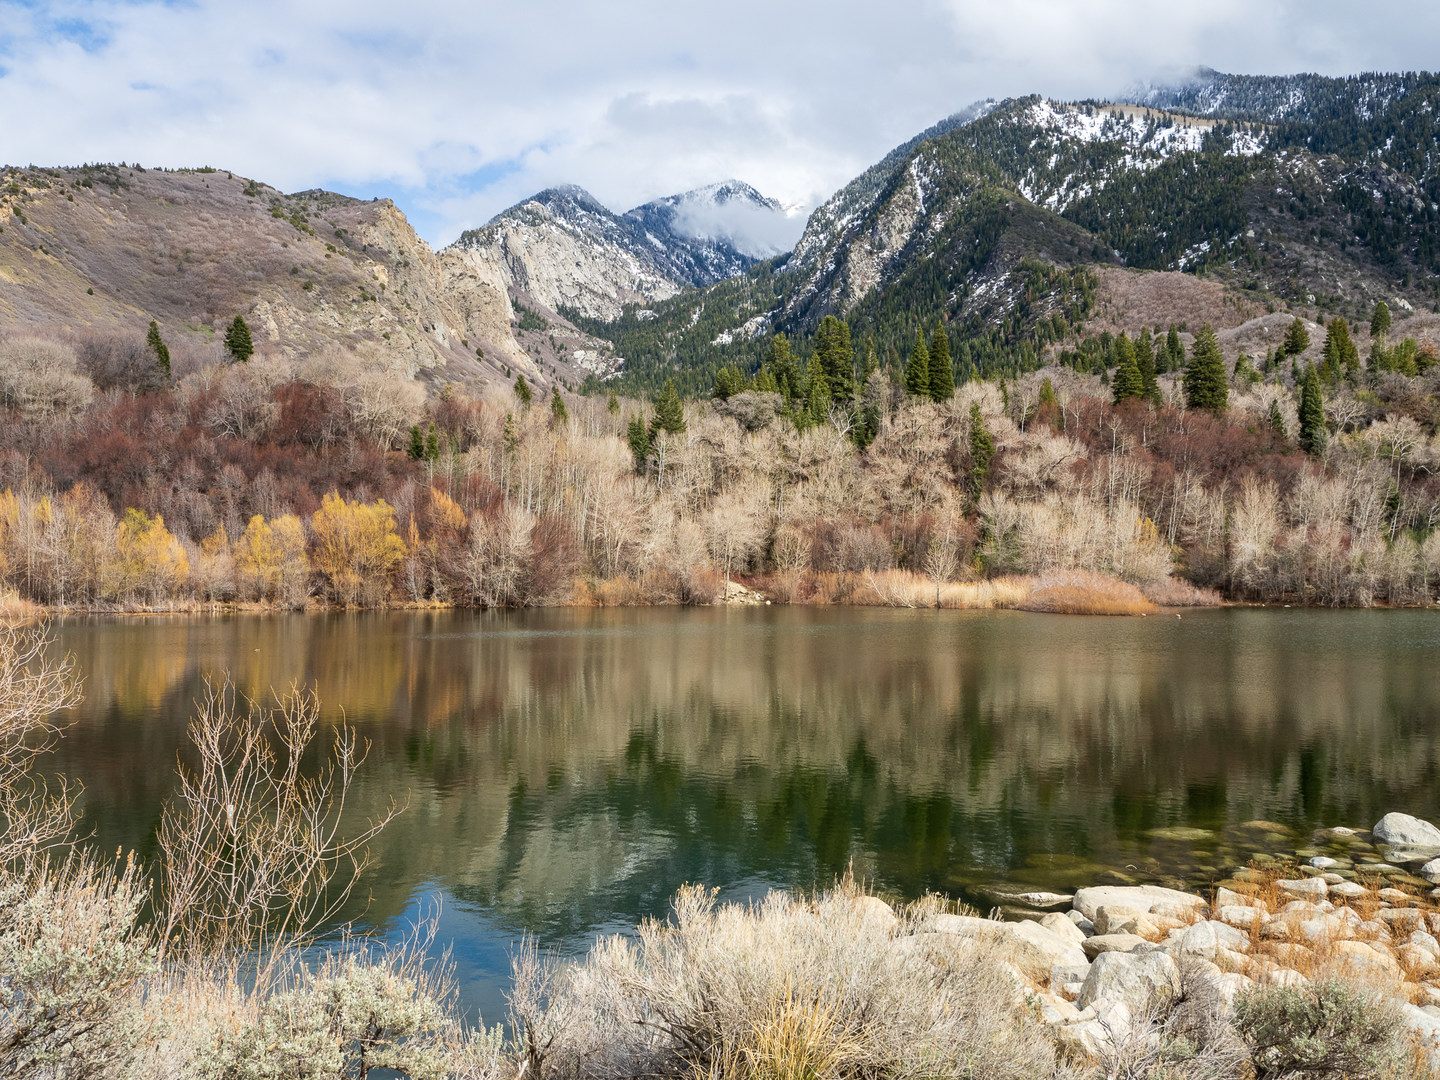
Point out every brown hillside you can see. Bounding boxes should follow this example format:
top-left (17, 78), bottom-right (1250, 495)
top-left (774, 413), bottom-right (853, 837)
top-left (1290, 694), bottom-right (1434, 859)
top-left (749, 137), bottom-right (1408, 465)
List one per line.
top-left (0, 163), bottom-right (554, 387)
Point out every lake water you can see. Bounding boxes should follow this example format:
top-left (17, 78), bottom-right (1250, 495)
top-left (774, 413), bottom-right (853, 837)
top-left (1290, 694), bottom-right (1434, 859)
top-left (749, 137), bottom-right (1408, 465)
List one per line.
top-left (44, 607), bottom-right (1440, 1021)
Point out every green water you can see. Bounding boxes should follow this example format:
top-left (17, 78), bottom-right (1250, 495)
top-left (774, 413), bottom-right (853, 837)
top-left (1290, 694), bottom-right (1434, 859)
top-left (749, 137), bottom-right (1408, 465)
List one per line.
top-left (44, 607), bottom-right (1440, 1019)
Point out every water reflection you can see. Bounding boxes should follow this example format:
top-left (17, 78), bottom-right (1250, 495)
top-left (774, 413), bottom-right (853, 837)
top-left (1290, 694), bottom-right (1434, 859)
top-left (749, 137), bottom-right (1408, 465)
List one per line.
top-left (47, 608), bottom-right (1440, 1013)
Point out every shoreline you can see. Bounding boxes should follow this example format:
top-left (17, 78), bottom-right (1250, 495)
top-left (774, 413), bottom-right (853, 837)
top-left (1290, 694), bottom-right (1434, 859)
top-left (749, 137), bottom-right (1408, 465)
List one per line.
top-left (931, 810), bottom-right (1440, 1066)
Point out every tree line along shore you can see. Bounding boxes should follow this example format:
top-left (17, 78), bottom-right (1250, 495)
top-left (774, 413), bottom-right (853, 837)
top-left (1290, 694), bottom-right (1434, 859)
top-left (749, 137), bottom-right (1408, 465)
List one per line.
top-left (1, 303), bottom-right (1438, 614)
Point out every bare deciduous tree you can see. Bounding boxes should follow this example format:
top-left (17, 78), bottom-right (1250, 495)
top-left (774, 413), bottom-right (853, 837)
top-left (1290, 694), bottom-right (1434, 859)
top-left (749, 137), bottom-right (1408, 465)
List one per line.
top-left (157, 680), bottom-right (403, 975)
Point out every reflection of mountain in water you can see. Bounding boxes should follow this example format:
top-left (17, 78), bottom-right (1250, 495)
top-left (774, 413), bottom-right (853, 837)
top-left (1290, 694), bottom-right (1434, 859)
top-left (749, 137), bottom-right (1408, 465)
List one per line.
top-left (50, 609), bottom-right (1440, 951)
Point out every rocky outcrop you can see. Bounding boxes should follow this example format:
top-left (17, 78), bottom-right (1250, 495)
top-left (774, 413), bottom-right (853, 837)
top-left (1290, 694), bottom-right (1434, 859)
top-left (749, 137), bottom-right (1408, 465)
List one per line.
top-left (0, 165), bottom-right (533, 384)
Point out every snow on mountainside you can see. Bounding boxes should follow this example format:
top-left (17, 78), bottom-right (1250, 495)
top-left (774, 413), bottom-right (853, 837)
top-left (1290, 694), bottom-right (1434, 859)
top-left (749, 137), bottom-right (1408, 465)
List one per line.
top-left (449, 180), bottom-right (793, 321)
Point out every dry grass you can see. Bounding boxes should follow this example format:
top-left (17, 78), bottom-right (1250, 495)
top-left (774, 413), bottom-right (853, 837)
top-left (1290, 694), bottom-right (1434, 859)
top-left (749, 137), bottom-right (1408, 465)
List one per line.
top-left (509, 877), bottom-right (1073, 1080)
top-left (1141, 577), bottom-right (1224, 608)
top-left (0, 590), bottom-right (42, 621)
top-left (1020, 571), bottom-right (1159, 615)
top-left (1216, 862), bottom-right (1440, 1004)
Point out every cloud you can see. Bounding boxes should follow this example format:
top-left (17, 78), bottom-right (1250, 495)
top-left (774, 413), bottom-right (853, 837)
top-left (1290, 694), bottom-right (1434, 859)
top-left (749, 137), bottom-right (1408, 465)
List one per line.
top-left (0, 0), bottom-right (1437, 247)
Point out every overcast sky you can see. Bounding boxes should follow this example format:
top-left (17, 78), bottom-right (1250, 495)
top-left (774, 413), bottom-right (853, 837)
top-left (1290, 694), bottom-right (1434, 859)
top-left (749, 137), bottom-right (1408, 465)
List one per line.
top-left (2, 0), bottom-right (1438, 248)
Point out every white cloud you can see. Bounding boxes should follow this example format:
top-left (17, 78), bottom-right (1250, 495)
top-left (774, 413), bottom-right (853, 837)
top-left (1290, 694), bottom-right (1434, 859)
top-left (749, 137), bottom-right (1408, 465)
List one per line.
top-left (1, 0), bottom-right (1437, 247)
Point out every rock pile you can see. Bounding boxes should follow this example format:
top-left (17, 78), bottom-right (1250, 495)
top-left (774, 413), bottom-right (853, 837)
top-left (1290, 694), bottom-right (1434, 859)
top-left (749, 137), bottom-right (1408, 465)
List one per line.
top-left (912, 813), bottom-right (1440, 1066)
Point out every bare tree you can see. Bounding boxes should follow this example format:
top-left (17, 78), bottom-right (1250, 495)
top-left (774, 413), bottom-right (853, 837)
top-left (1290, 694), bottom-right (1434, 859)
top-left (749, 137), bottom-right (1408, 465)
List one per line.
top-left (156, 680), bottom-right (404, 977)
top-left (0, 623), bottom-right (83, 872)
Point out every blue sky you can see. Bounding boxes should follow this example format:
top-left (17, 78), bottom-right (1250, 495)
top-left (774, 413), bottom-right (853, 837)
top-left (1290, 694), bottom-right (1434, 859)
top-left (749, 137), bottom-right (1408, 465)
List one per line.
top-left (2, 0), bottom-right (1438, 248)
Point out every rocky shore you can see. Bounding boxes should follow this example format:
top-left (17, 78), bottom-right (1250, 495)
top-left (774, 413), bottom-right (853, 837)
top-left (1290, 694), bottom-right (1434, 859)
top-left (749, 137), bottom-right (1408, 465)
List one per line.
top-left (895, 811), bottom-right (1440, 1068)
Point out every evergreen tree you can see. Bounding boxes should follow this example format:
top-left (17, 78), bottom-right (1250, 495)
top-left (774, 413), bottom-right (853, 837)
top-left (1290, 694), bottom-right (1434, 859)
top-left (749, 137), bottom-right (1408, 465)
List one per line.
top-left (550, 386), bottom-right (568, 423)
top-left (803, 355), bottom-right (831, 428)
top-left (1370, 300), bottom-right (1391, 339)
top-left (1184, 325), bottom-right (1229, 411)
top-left (1111, 333), bottom-right (1144, 404)
top-left (967, 401), bottom-right (995, 502)
top-left (1268, 399), bottom-right (1287, 441)
top-left (813, 315), bottom-right (855, 405)
top-left (224, 315), bottom-right (253, 363)
top-left (1323, 316), bottom-right (1360, 379)
top-left (1298, 365), bottom-right (1326, 455)
top-left (1164, 326), bottom-right (1183, 373)
top-left (650, 379), bottom-right (686, 436)
top-left (752, 364), bottom-right (778, 393)
top-left (425, 423), bottom-right (440, 462)
top-left (712, 363), bottom-right (745, 401)
top-left (626, 416), bottom-right (650, 474)
top-left (904, 328), bottom-right (930, 398)
top-left (928, 322), bottom-right (954, 402)
top-left (1282, 317), bottom-right (1311, 357)
top-left (607, 388), bottom-right (620, 414)
top-left (514, 373), bottom-right (533, 406)
top-left (1135, 327), bottom-right (1159, 402)
top-left (407, 425), bottom-right (425, 460)
top-left (146, 319), bottom-right (171, 379)
top-left (862, 339), bottom-right (879, 381)
top-left (766, 334), bottom-right (801, 404)
top-left (1038, 377), bottom-right (1057, 408)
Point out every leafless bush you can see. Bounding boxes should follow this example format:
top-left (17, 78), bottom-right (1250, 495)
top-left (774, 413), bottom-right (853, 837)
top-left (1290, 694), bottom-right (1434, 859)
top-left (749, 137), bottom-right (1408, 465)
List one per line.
top-left (0, 335), bottom-right (94, 419)
top-left (156, 680), bottom-right (403, 973)
top-left (0, 623), bottom-right (83, 870)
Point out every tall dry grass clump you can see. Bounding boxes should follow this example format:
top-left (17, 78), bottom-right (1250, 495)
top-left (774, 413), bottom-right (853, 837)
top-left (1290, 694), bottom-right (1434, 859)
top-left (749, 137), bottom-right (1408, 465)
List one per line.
top-left (508, 878), bottom-right (1072, 1080)
top-left (1019, 570), bottom-right (1159, 615)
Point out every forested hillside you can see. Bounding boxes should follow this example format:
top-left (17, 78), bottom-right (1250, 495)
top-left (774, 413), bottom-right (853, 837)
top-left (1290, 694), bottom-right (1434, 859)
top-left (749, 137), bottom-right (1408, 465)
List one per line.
top-left (577, 72), bottom-right (1440, 403)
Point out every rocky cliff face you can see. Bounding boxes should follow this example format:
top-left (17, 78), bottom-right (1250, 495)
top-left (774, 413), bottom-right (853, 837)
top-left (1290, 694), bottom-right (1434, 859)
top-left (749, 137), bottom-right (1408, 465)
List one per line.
top-left (448, 180), bottom-right (793, 322)
top-left (0, 163), bottom-right (544, 384)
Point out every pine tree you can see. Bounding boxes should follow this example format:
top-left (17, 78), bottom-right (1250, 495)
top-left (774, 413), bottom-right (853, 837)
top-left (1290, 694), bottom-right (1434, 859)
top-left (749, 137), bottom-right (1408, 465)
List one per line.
top-left (425, 423), bottom-right (440, 462)
top-left (224, 315), bottom-right (253, 363)
top-left (1298, 365), bottom-right (1326, 455)
top-left (626, 416), bottom-right (650, 474)
top-left (146, 319), bottom-right (171, 379)
top-left (407, 425), bottom-right (425, 460)
top-left (804, 355), bottom-right (830, 428)
top-left (1184, 325), bottom-right (1228, 411)
top-left (1323, 316), bottom-right (1359, 379)
top-left (1111, 333), bottom-right (1144, 404)
top-left (766, 334), bottom-right (801, 403)
top-left (650, 379), bottom-right (686, 435)
top-left (1165, 326), bottom-right (1183, 373)
top-left (813, 315), bottom-right (855, 405)
top-left (752, 364), bottom-right (778, 393)
top-left (862, 339), bottom-right (879, 380)
top-left (1370, 300), bottom-right (1391, 339)
top-left (1038, 377), bottom-right (1057, 408)
top-left (1135, 327), bottom-right (1159, 402)
top-left (1282, 317), bottom-right (1310, 357)
top-left (1268, 399), bottom-right (1287, 441)
top-left (712, 363), bottom-right (744, 401)
top-left (905, 328), bottom-right (930, 398)
top-left (550, 386), bottom-right (568, 423)
top-left (928, 322), bottom-right (954, 402)
top-left (514, 373), bottom-right (533, 406)
top-left (607, 388), bottom-right (620, 414)
top-left (967, 401), bottom-right (994, 501)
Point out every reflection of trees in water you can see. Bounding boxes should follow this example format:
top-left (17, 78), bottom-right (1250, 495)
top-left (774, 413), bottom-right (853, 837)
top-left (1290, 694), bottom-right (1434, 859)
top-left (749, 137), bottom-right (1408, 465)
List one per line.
top-left (48, 609), bottom-right (1440, 941)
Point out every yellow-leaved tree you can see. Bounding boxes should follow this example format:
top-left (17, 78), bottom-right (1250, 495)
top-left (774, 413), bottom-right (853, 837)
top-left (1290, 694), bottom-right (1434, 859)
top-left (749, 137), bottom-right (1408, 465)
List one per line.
top-left (234, 514), bottom-right (311, 607)
top-left (111, 509), bottom-right (189, 605)
top-left (310, 493), bottom-right (405, 607)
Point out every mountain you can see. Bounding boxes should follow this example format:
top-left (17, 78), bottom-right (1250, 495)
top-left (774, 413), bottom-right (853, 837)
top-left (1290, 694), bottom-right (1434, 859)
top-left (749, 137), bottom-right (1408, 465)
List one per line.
top-left (446, 180), bottom-right (793, 321)
top-left (0, 163), bottom-right (549, 384)
top-left (576, 74), bottom-right (1440, 396)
